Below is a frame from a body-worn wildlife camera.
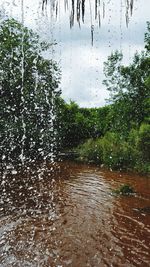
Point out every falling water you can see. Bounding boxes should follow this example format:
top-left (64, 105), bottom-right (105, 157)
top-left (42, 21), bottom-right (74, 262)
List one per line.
top-left (0, 2), bottom-right (61, 260)
top-left (20, 0), bottom-right (26, 165)
top-left (0, 0), bottom-right (61, 173)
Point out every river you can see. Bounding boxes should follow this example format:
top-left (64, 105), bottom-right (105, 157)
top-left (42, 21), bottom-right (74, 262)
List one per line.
top-left (0, 161), bottom-right (150, 267)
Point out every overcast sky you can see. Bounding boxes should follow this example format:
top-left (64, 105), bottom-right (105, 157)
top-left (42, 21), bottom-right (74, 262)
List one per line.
top-left (1, 0), bottom-right (150, 107)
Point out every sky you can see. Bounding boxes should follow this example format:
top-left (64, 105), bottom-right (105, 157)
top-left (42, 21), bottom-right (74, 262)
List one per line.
top-left (1, 0), bottom-right (150, 107)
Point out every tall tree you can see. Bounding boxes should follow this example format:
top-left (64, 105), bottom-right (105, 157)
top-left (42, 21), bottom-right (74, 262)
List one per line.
top-left (103, 22), bottom-right (150, 133)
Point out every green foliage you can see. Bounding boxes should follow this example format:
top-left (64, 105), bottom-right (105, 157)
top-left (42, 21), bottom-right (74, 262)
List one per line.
top-left (57, 100), bottom-right (88, 148)
top-left (112, 184), bottom-right (135, 196)
top-left (103, 51), bottom-right (124, 102)
top-left (0, 18), bottom-right (61, 164)
top-left (77, 138), bottom-right (103, 163)
top-left (78, 133), bottom-right (132, 170)
top-left (58, 100), bottom-right (110, 149)
top-left (77, 125), bottom-right (150, 173)
top-left (103, 22), bottom-right (150, 132)
top-left (145, 21), bottom-right (150, 52)
top-left (100, 132), bottom-right (130, 170)
top-left (64, 22), bottom-right (150, 174)
top-left (138, 123), bottom-right (150, 162)
top-left (74, 22), bottom-right (149, 174)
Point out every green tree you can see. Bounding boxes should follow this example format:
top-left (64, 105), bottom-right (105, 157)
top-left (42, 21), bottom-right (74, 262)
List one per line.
top-left (58, 100), bottom-right (87, 148)
top-left (57, 100), bottom-right (111, 150)
top-left (103, 23), bottom-right (150, 133)
top-left (145, 21), bottom-right (150, 52)
top-left (138, 123), bottom-right (150, 162)
top-left (0, 18), bottom-right (61, 165)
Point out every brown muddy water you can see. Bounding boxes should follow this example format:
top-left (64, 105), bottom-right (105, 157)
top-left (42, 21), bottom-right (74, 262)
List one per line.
top-left (0, 161), bottom-right (150, 267)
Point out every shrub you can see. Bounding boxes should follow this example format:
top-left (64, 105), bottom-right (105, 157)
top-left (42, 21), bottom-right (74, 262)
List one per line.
top-left (127, 128), bottom-right (140, 168)
top-left (77, 138), bottom-right (103, 164)
top-left (77, 127), bottom-right (150, 174)
top-left (138, 123), bottom-right (150, 162)
top-left (113, 184), bottom-right (135, 195)
top-left (100, 132), bottom-right (131, 170)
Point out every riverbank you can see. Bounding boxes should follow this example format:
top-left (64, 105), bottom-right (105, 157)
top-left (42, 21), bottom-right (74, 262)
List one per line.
top-left (69, 130), bottom-right (150, 175)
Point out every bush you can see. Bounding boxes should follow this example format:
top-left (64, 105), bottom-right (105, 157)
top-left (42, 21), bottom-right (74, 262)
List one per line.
top-left (100, 132), bottom-right (132, 170)
top-left (77, 127), bottom-right (150, 174)
top-left (138, 123), bottom-right (150, 162)
top-left (77, 138), bottom-right (103, 164)
top-left (127, 128), bottom-right (140, 168)
top-left (113, 184), bottom-right (135, 195)
top-left (78, 133), bottom-right (131, 170)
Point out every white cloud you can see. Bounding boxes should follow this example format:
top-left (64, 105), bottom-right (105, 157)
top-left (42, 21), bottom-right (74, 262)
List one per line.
top-left (1, 0), bottom-right (150, 107)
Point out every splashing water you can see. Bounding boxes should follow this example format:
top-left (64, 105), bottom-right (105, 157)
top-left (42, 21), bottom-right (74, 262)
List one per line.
top-left (1, 2), bottom-right (61, 173)
top-left (20, 0), bottom-right (26, 165)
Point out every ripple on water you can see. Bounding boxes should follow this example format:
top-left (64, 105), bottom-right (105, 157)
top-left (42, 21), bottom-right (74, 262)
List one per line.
top-left (0, 161), bottom-right (150, 267)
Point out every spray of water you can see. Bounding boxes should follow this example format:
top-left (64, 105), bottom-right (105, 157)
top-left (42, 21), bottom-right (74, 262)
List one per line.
top-left (20, 0), bottom-right (26, 165)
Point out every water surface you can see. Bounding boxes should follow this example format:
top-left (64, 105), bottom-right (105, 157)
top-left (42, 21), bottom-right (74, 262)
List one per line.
top-left (0, 161), bottom-right (150, 266)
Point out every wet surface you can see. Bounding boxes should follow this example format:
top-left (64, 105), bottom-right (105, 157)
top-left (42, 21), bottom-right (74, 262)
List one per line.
top-left (0, 161), bottom-right (150, 266)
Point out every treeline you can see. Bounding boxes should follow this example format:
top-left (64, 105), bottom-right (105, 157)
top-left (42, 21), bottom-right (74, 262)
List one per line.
top-left (58, 23), bottom-right (150, 174)
top-left (57, 100), bottom-right (110, 149)
top-left (1, 17), bottom-right (149, 173)
top-left (57, 100), bottom-right (149, 174)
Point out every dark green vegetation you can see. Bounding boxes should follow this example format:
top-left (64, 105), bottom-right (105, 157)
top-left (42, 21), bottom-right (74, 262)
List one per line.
top-left (57, 100), bottom-right (110, 149)
top-left (1, 17), bottom-right (149, 174)
top-left (112, 184), bottom-right (135, 196)
top-left (0, 18), bottom-right (61, 165)
top-left (61, 22), bottom-right (150, 174)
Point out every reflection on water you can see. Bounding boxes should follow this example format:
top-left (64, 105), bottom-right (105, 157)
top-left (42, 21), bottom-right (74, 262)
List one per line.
top-left (0, 161), bottom-right (150, 267)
